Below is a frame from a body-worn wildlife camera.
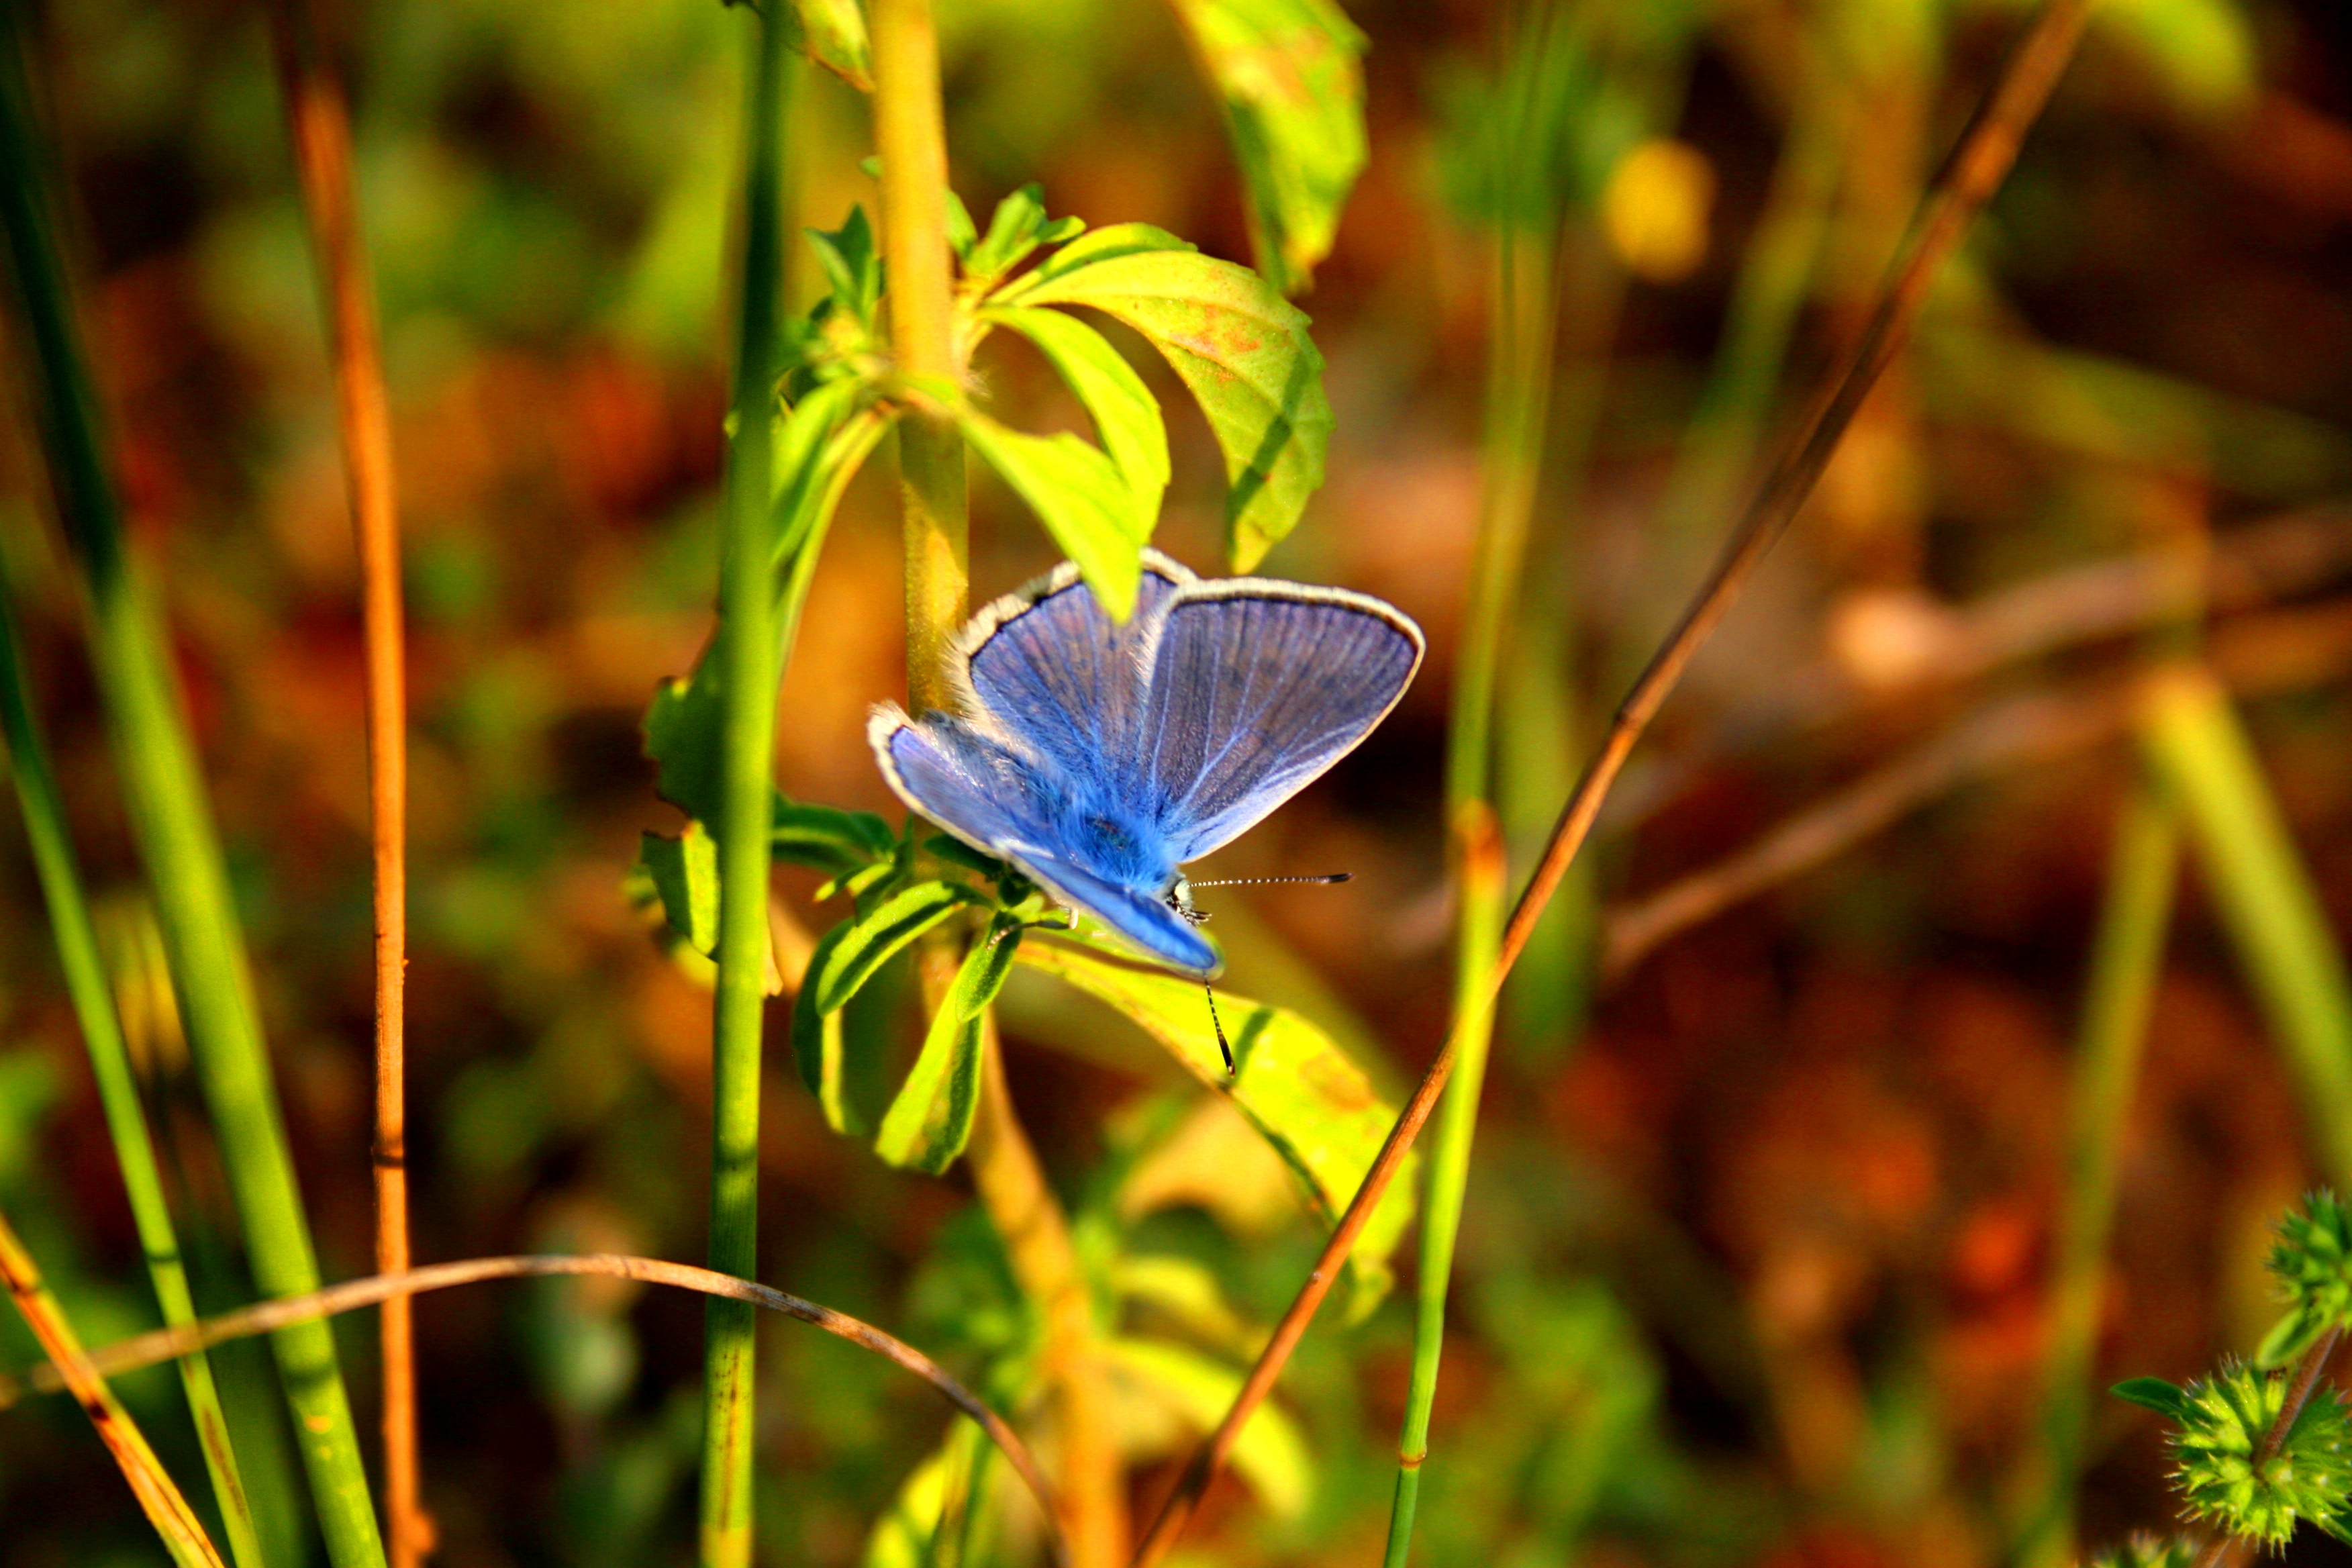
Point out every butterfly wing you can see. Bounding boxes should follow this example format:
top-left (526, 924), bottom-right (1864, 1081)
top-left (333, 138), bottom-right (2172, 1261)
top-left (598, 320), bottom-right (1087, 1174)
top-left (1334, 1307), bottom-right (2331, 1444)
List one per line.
top-left (867, 707), bottom-right (1222, 977)
top-left (1139, 582), bottom-right (1424, 864)
top-left (949, 549), bottom-right (1193, 783)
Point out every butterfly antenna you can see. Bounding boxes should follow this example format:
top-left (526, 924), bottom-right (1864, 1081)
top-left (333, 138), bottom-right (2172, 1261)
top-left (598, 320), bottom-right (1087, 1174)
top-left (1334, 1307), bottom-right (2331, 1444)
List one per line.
top-left (1185, 872), bottom-right (1353, 889)
top-left (1204, 982), bottom-right (1234, 1076)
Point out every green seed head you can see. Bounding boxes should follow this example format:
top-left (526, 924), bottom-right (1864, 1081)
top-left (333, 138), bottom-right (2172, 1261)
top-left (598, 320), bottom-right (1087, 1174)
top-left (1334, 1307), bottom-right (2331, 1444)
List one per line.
top-left (2086, 1533), bottom-right (2196, 1568)
top-left (2171, 1360), bottom-right (2352, 1547)
top-left (2261, 1191), bottom-right (2352, 1369)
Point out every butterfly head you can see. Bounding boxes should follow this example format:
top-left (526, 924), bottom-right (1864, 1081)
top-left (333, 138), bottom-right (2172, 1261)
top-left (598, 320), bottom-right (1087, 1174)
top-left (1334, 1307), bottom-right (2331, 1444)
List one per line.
top-left (1165, 874), bottom-right (1209, 928)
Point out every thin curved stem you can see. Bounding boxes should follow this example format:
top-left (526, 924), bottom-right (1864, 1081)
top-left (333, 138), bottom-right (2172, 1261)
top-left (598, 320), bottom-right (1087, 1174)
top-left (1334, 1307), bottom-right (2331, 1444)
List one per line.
top-left (1127, 3), bottom-right (2092, 1559)
top-left (0, 1253), bottom-right (1068, 1567)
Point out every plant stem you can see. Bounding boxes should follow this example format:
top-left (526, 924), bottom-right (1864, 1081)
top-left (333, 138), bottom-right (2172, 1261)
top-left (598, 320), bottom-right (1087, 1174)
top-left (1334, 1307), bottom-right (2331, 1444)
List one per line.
top-left (260, 3), bottom-right (420, 1558)
top-left (2139, 667), bottom-right (2352, 1189)
top-left (871, 5), bottom-right (1116, 1557)
top-left (1386, 155), bottom-right (1566, 1560)
top-left (1383, 803), bottom-right (1504, 1567)
top-left (0, 549), bottom-right (266, 1567)
top-left (872, 0), bottom-right (965, 719)
top-left (0, 1203), bottom-right (228, 1568)
top-left (1129, 5), bottom-right (2090, 1557)
top-left (965, 1017), bottom-right (1116, 1563)
top-left (2016, 781), bottom-right (2179, 1568)
top-left (0, 15), bottom-right (385, 1565)
top-left (699, 6), bottom-right (791, 1565)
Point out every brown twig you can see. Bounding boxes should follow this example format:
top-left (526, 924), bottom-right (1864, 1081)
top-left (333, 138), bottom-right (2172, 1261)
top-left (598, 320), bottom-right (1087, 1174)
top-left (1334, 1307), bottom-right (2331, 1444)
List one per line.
top-left (0, 1206), bottom-right (227, 1568)
top-left (0, 1251), bottom-right (1068, 1565)
top-left (2186, 1328), bottom-right (2343, 1568)
top-left (262, 2), bottom-right (417, 1561)
top-left (1126, 2), bottom-right (2092, 1559)
top-left (1600, 596), bottom-right (2352, 977)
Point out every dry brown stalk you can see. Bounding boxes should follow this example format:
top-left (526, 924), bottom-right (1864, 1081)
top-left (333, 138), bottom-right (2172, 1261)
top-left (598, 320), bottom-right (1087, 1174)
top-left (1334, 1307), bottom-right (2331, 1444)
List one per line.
top-left (261, 1), bottom-right (418, 1561)
top-left (0, 1205), bottom-right (227, 1568)
top-left (1126, 1), bottom-right (2093, 1559)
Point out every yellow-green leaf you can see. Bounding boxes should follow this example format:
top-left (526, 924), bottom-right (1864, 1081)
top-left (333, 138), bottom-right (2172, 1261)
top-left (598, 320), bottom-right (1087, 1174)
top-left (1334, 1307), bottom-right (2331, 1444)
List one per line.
top-left (954, 409), bottom-right (1145, 620)
top-left (1003, 224), bottom-right (1330, 570)
top-left (1014, 940), bottom-right (1414, 1305)
top-left (1168, 0), bottom-right (1367, 295)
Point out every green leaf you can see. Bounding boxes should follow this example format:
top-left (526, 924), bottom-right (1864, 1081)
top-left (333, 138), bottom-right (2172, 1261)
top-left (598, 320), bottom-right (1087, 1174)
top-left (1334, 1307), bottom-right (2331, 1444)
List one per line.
top-left (1014, 940), bottom-right (1416, 1305)
top-left (962, 183), bottom-right (1084, 287)
top-left (1167, 0), bottom-right (1367, 295)
top-left (1012, 222), bottom-right (1195, 291)
top-left (807, 205), bottom-right (883, 328)
top-left (2111, 1376), bottom-right (2196, 1424)
top-left (944, 189), bottom-right (979, 260)
top-left (635, 824), bottom-right (722, 957)
top-left (810, 880), bottom-right (980, 1015)
top-left (875, 918), bottom-right (1023, 1174)
top-left (792, 913), bottom-right (924, 1137)
top-left (773, 794), bottom-right (896, 875)
top-left (2096, 0), bottom-right (2257, 113)
top-left (983, 305), bottom-right (1170, 527)
top-left (1103, 1336), bottom-right (1312, 1518)
top-left (790, 0), bottom-right (873, 92)
top-left (2256, 1307), bottom-right (2330, 1371)
top-left (861, 1419), bottom-right (996, 1568)
top-left (924, 834), bottom-right (1012, 880)
top-left (771, 375), bottom-right (884, 560)
top-left (954, 409), bottom-right (1144, 620)
top-left (1008, 227), bottom-right (1331, 569)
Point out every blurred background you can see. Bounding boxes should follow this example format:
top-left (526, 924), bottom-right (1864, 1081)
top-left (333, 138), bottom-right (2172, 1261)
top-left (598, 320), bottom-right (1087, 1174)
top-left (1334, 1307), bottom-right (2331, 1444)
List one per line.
top-left (2, 0), bottom-right (2351, 1563)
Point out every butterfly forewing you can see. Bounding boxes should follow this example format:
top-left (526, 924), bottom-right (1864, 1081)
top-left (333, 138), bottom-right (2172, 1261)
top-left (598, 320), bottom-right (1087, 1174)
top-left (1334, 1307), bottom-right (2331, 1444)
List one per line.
top-left (1140, 586), bottom-right (1424, 864)
top-left (956, 554), bottom-right (1190, 782)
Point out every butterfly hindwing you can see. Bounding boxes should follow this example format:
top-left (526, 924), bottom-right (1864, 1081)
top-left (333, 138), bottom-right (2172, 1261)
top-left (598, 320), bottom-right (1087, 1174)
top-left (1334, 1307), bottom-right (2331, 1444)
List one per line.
top-left (869, 706), bottom-right (1221, 976)
top-left (1140, 583), bottom-right (1424, 863)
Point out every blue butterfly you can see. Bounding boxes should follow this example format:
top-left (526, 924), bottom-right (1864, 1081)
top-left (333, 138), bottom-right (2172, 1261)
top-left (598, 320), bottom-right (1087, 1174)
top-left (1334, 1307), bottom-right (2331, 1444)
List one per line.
top-left (869, 548), bottom-right (1424, 987)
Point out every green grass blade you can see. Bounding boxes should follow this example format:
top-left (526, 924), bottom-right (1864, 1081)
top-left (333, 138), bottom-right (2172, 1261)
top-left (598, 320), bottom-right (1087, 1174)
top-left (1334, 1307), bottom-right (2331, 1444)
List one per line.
top-left (0, 550), bottom-right (271, 1567)
top-left (700, 5), bottom-right (793, 1563)
top-left (2015, 781), bottom-right (2179, 1568)
top-left (0, 15), bottom-right (380, 1563)
top-left (2141, 668), bottom-right (2352, 1186)
top-left (1383, 805), bottom-right (1504, 1568)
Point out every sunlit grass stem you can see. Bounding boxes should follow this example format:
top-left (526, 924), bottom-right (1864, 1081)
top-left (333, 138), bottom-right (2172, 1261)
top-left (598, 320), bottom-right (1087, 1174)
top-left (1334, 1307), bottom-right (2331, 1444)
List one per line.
top-left (2141, 668), bottom-right (2352, 1187)
top-left (2017, 781), bottom-right (2179, 1568)
top-left (697, 6), bottom-right (791, 1565)
top-left (260, 2), bottom-right (420, 1555)
top-left (0, 15), bottom-right (383, 1565)
top-left (1383, 803), bottom-right (1503, 1566)
top-left (0, 550), bottom-right (266, 1567)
